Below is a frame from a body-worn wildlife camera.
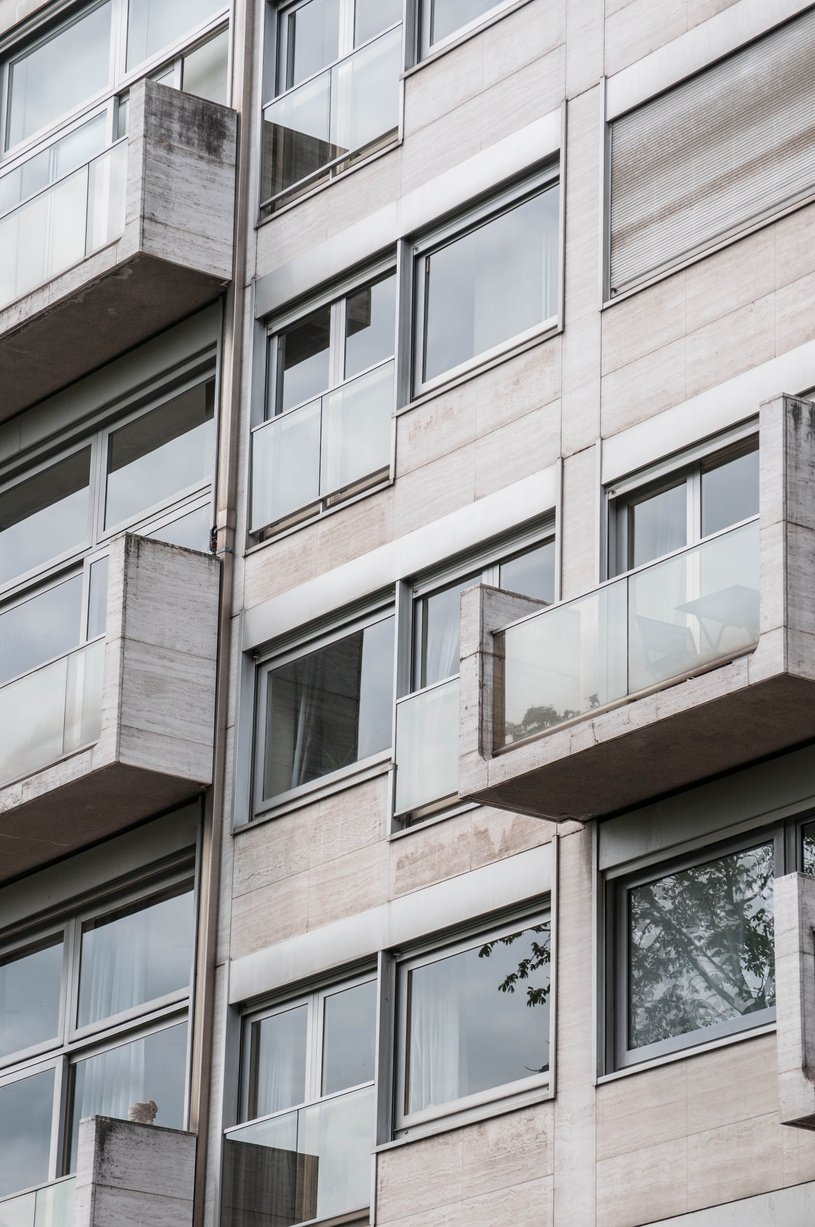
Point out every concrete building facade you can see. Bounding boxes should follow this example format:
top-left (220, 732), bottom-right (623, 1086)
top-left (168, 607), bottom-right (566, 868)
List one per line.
top-left (3, 1), bottom-right (815, 1225)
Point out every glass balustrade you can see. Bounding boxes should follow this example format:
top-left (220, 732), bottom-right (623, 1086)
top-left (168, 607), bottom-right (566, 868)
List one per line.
top-left (394, 676), bottom-right (460, 816)
top-left (251, 359), bottom-right (393, 530)
top-left (261, 25), bottom-right (401, 203)
top-left (0, 140), bottom-right (127, 311)
top-left (497, 520), bottom-right (760, 748)
top-left (0, 639), bottom-right (105, 787)
top-left (0, 1177), bottom-right (75, 1227)
top-left (222, 1084), bottom-right (374, 1227)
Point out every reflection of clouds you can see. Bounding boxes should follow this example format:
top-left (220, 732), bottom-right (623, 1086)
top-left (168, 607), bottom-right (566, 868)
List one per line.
top-left (106, 422), bottom-right (213, 529)
top-left (0, 941), bottom-right (62, 1059)
top-left (0, 488), bottom-right (88, 588)
top-left (0, 576), bottom-right (82, 685)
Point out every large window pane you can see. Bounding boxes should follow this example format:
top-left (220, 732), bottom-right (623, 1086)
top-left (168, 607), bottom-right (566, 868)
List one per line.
top-left (322, 981), bottom-right (376, 1095)
top-left (344, 274), bottom-right (395, 378)
top-left (281, 0), bottom-right (341, 90)
top-left (69, 1022), bottom-right (188, 1169)
top-left (182, 29), bottom-right (230, 104)
top-left (127, 0), bottom-right (222, 70)
top-left (499, 541), bottom-right (555, 605)
top-left (355, 0), bottom-right (401, 44)
top-left (702, 448), bottom-right (759, 537)
top-left (627, 842), bottom-right (775, 1052)
top-left (0, 1070), bottom-right (54, 1198)
top-left (0, 576), bottom-right (83, 686)
top-left (251, 1004), bottom-right (308, 1118)
top-left (6, 3), bottom-right (112, 151)
top-left (0, 941), bottom-right (62, 1061)
top-left (629, 482), bottom-right (686, 569)
top-left (427, 0), bottom-right (501, 46)
top-left (262, 616), bottom-right (394, 800)
top-left (277, 309), bottom-right (331, 413)
top-left (104, 381), bottom-right (215, 529)
top-left (421, 185), bottom-right (558, 385)
top-left (417, 577), bottom-right (475, 688)
top-left (405, 924), bottom-right (550, 1116)
top-left (0, 450), bottom-right (91, 588)
top-left (77, 888), bottom-right (194, 1028)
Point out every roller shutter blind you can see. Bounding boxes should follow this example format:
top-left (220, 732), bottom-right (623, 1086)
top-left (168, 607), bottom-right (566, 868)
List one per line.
top-left (609, 8), bottom-right (815, 296)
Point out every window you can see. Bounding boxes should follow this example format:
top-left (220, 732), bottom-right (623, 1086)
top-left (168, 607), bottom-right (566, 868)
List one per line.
top-left (396, 916), bottom-right (551, 1128)
top-left (394, 536), bottom-right (555, 823)
top-left (0, 370), bottom-right (215, 790)
top-left (418, 0), bottom-right (518, 57)
top-left (223, 976), bottom-right (376, 1227)
top-left (607, 8), bottom-right (815, 296)
top-left (413, 171), bottom-right (560, 395)
top-left (261, 0), bottom-right (402, 210)
top-left (0, 867), bottom-right (195, 1199)
top-left (252, 270), bottom-right (395, 534)
top-left (255, 606), bottom-right (395, 813)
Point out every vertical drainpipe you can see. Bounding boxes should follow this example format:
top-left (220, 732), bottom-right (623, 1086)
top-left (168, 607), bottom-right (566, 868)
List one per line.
top-left (189, 0), bottom-right (254, 1221)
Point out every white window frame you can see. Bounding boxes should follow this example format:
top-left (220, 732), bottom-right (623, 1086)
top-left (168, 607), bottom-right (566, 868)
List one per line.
top-left (0, 856), bottom-right (196, 1191)
top-left (253, 599), bottom-right (396, 819)
top-left (411, 166), bottom-right (560, 399)
top-left (395, 911), bottom-right (552, 1133)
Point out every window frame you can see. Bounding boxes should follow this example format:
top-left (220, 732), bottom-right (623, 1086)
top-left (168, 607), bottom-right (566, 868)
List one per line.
top-left (253, 599), bottom-right (396, 819)
top-left (416, 0), bottom-right (526, 61)
top-left (411, 166), bottom-right (561, 399)
top-left (394, 911), bottom-right (552, 1133)
top-left (252, 259), bottom-right (398, 539)
top-left (605, 424), bottom-right (759, 580)
top-left (0, 853), bottom-right (197, 1194)
top-left (260, 0), bottom-right (404, 213)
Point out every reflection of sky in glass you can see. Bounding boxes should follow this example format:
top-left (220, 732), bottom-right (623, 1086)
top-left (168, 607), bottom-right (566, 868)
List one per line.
top-left (355, 0), bottom-right (401, 45)
top-left (126, 0), bottom-right (221, 70)
top-left (7, 4), bottom-right (112, 149)
top-left (357, 617), bottom-right (395, 759)
top-left (253, 1004), bottom-right (308, 1117)
top-left (146, 505), bottom-right (211, 552)
top-left (284, 0), bottom-right (340, 88)
top-left (69, 1022), bottom-right (187, 1169)
top-left (407, 925), bottom-right (550, 1114)
top-left (430, 0), bottom-right (499, 44)
top-left (499, 541), bottom-right (555, 604)
top-left (702, 449), bottom-right (759, 537)
top-left (105, 383), bottom-right (214, 529)
top-left (279, 309), bottom-right (331, 413)
top-left (0, 940), bottom-right (62, 1060)
top-left (0, 450), bottom-right (90, 588)
top-left (344, 275), bottom-right (395, 379)
top-left (322, 980), bottom-right (376, 1094)
top-left (0, 575), bottom-right (82, 686)
top-left (78, 889), bottom-right (194, 1027)
top-left (0, 1069), bottom-right (54, 1198)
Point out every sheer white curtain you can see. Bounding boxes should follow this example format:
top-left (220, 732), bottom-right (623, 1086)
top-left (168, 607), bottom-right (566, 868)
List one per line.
top-left (407, 967), bottom-right (462, 1113)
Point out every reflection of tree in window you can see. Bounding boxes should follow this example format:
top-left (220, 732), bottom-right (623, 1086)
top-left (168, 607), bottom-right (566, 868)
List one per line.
top-left (627, 843), bottom-right (775, 1050)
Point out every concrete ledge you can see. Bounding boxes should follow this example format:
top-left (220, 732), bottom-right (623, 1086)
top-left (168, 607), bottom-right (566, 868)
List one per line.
top-left (775, 872), bottom-right (815, 1129)
top-left (75, 1117), bottom-right (196, 1227)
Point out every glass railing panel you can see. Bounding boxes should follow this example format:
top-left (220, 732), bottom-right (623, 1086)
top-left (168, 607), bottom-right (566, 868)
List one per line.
top-left (321, 360), bottom-right (393, 495)
top-left (251, 398), bottom-right (322, 531)
top-left (628, 520), bottom-right (759, 694)
top-left (0, 641), bottom-right (104, 787)
top-left (394, 677), bottom-right (459, 815)
top-left (0, 1178), bottom-right (74, 1227)
top-left (0, 139), bottom-right (127, 312)
top-left (262, 25), bottom-right (400, 202)
top-left (222, 1084), bottom-right (373, 1227)
top-left (500, 583), bottom-right (628, 746)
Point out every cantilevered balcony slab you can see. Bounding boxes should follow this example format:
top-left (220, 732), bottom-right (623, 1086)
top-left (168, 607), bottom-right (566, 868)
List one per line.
top-left (459, 394), bottom-right (815, 822)
top-left (0, 79), bottom-right (236, 419)
top-left (0, 535), bottom-right (219, 882)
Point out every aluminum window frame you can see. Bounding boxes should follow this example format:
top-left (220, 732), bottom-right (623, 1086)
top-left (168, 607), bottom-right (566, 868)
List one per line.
top-left (411, 165), bottom-right (561, 399)
top-left (252, 259), bottom-right (398, 539)
top-left (416, 0), bottom-right (523, 60)
top-left (0, 851), bottom-right (197, 1191)
top-left (253, 598), bottom-right (396, 819)
top-left (394, 910), bottom-right (552, 1133)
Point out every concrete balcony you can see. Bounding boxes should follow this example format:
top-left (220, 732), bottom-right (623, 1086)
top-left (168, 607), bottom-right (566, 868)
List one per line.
top-left (0, 534), bottom-right (219, 882)
top-left (0, 79), bottom-right (237, 419)
top-left (0, 1117), bottom-right (195, 1227)
top-left (459, 394), bottom-right (815, 822)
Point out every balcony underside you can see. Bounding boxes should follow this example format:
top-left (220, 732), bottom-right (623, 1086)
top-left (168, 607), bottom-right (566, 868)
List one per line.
top-left (0, 760), bottom-right (206, 884)
top-left (0, 251), bottom-right (227, 420)
top-left (464, 663), bottom-right (815, 822)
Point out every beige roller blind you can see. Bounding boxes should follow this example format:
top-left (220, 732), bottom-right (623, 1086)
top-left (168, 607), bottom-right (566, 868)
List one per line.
top-left (609, 9), bottom-right (815, 296)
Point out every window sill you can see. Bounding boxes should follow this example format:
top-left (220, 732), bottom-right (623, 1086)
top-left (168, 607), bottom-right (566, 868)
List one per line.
top-left (597, 1021), bottom-right (776, 1085)
top-left (376, 1081), bottom-right (552, 1151)
top-left (389, 799), bottom-right (477, 839)
top-left (402, 0), bottom-right (537, 75)
top-left (256, 136), bottom-right (402, 229)
top-left (245, 473), bottom-right (393, 553)
top-left (398, 321), bottom-right (561, 419)
top-left (241, 755), bottom-right (391, 832)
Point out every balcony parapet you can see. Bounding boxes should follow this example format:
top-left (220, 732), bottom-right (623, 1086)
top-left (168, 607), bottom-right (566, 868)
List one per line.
top-left (0, 534), bottom-right (219, 882)
top-left (460, 394), bottom-right (815, 821)
top-left (0, 79), bottom-right (237, 419)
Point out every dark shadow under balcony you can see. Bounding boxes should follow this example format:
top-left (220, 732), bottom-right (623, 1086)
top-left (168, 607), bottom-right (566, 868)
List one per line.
top-left (459, 394), bottom-right (815, 821)
top-left (0, 535), bottom-right (219, 883)
top-left (0, 80), bottom-right (236, 419)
